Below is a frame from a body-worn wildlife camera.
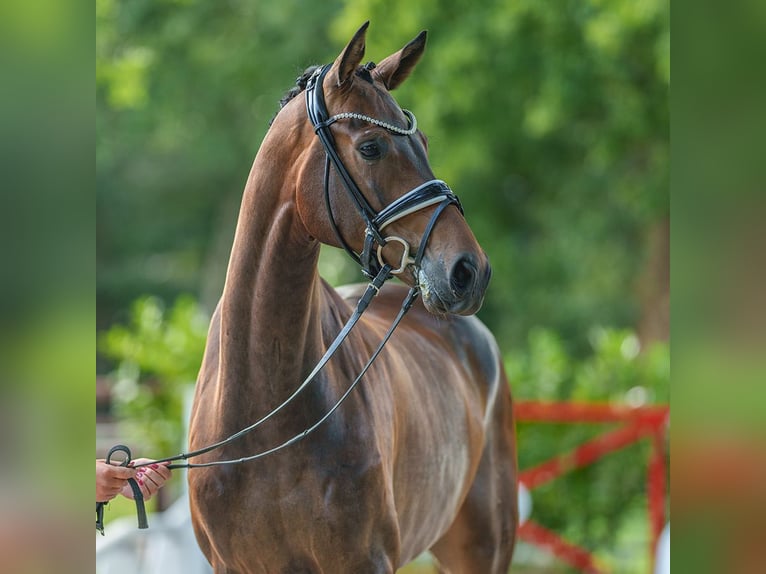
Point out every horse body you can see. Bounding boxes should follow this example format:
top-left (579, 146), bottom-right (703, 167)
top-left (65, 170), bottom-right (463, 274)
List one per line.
top-left (189, 23), bottom-right (517, 574)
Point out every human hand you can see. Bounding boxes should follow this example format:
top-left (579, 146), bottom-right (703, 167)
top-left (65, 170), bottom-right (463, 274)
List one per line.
top-left (96, 459), bottom-right (137, 502)
top-left (120, 459), bottom-right (172, 501)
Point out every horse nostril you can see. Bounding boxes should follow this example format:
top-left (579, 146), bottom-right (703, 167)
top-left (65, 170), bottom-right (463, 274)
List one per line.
top-left (450, 256), bottom-right (477, 297)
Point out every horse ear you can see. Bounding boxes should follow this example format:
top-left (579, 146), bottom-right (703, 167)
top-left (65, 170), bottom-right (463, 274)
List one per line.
top-left (374, 30), bottom-right (427, 90)
top-left (334, 21), bottom-right (369, 87)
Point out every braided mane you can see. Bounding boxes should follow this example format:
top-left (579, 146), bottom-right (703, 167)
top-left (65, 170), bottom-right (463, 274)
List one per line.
top-left (269, 62), bottom-right (377, 126)
top-left (269, 65), bottom-right (320, 126)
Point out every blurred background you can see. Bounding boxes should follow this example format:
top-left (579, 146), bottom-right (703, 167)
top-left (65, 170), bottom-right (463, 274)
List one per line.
top-left (96, 0), bottom-right (669, 572)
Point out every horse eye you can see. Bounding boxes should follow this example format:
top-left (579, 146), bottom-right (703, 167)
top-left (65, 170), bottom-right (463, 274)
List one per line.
top-left (358, 141), bottom-right (382, 160)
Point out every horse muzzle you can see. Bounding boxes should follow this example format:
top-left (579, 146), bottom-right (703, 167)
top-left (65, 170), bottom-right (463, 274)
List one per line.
top-left (417, 252), bottom-right (491, 316)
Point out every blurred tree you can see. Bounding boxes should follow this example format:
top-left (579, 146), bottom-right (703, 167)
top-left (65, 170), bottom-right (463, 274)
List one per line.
top-left (98, 0), bottom-right (668, 357)
top-left (98, 3), bottom-right (669, 571)
top-left (99, 295), bottom-right (209, 456)
top-left (333, 0), bottom-right (669, 354)
top-left (97, 0), bottom-right (346, 331)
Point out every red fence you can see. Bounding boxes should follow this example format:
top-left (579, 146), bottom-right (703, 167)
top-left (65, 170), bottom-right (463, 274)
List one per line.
top-left (514, 401), bottom-right (669, 573)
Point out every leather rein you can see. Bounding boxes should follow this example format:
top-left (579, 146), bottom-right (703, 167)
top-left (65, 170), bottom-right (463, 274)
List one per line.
top-left (98, 62), bottom-right (464, 532)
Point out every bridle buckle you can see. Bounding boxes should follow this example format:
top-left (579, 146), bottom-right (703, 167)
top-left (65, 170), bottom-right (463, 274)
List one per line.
top-left (377, 235), bottom-right (415, 275)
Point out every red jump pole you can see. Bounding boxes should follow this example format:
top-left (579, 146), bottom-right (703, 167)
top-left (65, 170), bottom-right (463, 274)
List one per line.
top-left (515, 402), bottom-right (669, 573)
top-left (520, 420), bottom-right (660, 489)
top-left (518, 520), bottom-right (606, 574)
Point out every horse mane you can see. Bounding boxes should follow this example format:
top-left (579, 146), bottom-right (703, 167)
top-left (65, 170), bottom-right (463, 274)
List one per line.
top-left (269, 65), bottom-right (321, 126)
top-left (269, 62), bottom-right (377, 126)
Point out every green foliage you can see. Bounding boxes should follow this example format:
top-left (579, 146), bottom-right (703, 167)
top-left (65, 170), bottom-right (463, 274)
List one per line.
top-left (507, 326), bottom-right (669, 403)
top-left (97, 3), bottom-right (669, 569)
top-left (99, 295), bottom-right (209, 456)
top-left (97, 0), bottom-right (346, 322)
top-left (333, 0), bottom-right (669, 351)
top-left (507, 328), bottom-right (669, 572)
top-left (98, 1), bottom-right (668, 359)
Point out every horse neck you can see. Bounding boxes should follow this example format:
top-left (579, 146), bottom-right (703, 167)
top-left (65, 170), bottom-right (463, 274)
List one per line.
top-left (217, 141), bottom-right (327, 416)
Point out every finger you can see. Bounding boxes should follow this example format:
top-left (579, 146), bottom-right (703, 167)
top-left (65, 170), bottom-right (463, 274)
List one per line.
top-left (134, 459), bottom-right (171, 479)
top-left (109, 476), bottom-right (130, 489)
top-left (111, 466), bottom-right (137, 479)
top-left (120, 485), bottom-right (135, 500)
top-left (105, 455), bottom-right (130, 467)
top-left (102, 462), bottom-right (133, 478)
top-left (121, 478), bottom-right (146, 501)
top-left (138, 482), bottom-right (151, 500)
top-left (148, 462), bottom-right (172, 480)
top-left (133, 471), bottom-right (155, 499)
top-left (138, 478), bottom-right (154, 500)
top-left (139, 469), bottom-right (163, 490)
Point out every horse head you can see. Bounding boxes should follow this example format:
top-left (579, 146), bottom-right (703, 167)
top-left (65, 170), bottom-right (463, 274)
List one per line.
top-left (276, 22), bottom-right (491, 316)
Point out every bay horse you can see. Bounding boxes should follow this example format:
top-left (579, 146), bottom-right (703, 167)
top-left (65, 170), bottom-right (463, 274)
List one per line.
top-left (188, 22), bottom-right (518, 574)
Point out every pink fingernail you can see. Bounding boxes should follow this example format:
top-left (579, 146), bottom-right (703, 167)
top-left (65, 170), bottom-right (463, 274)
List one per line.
top-left (151, 464), bottom-right (158, 469)
top-left (138, 479), bottom-right (144, 485)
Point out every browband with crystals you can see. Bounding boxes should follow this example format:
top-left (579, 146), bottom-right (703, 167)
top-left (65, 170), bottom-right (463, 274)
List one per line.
top-left (323, 110), bottom-right (418, 135)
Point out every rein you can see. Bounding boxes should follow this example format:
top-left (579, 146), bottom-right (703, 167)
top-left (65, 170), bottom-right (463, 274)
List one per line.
top-left (99, 61), bottom-right (464, 532)
top-left (142, 263), bottom-right (396, 470)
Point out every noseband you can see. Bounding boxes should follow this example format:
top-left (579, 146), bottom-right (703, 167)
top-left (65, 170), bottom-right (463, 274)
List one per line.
top-left (305, 64), bottom-right (463, 278)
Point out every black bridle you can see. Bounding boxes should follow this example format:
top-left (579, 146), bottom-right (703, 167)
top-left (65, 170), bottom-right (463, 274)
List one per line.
top-left (98, 62), bottom-right (465, 533)
top-left (305, 63), bottom-right (463, 278)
